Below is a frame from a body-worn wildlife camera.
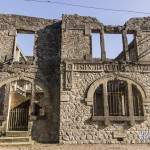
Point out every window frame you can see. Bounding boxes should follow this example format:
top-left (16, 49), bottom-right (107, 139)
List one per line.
top-left (85, 77), bottom-right (146, 125)
top-left (13, 30), bottom-right (36, 62)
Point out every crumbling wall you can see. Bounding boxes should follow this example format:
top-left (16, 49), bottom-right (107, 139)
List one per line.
top-left (61, 15), bottom-right (104, 61)
top-left (0, 14), bottom-right (61, 143)
top-left (0, 14), bottom-right (56, 62)
top-left (60, 70), bottom-right (150, 144)
top-left (60, 15), bottom-right (150, 144)
top-left (126, 17), bottom-right (150, 61)
top-left (1, 13), bottom-right (150, 145)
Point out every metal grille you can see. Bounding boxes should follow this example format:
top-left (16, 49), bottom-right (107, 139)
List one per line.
top-left (8, 108), bottom-right (29, 131)
top-left (107, 80), bottom-right (129, 116)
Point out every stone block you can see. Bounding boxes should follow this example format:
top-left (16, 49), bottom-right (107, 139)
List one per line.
top-left (113, 131), bottom-right (126, 139)
top-left (61, 92), bottom-right (70, 102)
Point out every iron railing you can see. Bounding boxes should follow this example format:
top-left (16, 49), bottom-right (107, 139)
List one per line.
top-left (8, 108), bottom-right (29, 131)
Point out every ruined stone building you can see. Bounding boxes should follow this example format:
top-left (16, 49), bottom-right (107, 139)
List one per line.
top-left (0, 13), bottom-right (149, 145)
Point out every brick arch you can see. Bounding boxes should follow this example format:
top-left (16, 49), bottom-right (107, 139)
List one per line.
top-left (85, 75), bottom-right (147, 106)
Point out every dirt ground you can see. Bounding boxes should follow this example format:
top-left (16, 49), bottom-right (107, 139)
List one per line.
top-left (0, 144), bottom-right (150, 150)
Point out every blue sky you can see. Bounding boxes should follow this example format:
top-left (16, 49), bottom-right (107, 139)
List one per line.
top-left (1, 0), bottom-right (149, 57)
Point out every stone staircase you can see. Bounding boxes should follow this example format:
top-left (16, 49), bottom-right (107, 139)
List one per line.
top-left (0, 131), bottom-right (32, 145)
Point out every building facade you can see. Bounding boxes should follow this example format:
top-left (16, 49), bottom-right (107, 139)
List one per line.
top-left (0, 14), bottom-right (149, 144)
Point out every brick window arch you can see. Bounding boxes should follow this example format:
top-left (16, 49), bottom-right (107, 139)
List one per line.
top-left (86, 77), bottom-right (146, 125)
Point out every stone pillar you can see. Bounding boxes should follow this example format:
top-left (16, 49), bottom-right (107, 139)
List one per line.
top-left (3, 84), bottom-right (11, 132)
top-left (122, 30), bottom-right (129, 61)
top-left (3, 84), bottom-right (10, 119)
top-left (9, 29), bottom-right (17, 62)
top-left (128, 82), bottom-right (135, 126)
top-left (28, 81), bottom-right (36, 134)
top-left (100, 28), bottom-right (106, 61)
top-left (30, 81), bottom-right (36, 118)
top-left (103, 81), bottom-right (109, 125)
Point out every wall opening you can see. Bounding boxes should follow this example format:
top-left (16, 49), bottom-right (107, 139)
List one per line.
top-left (93, 84), bottom-right (104, 116)
top-left (127, 34), bottom-right (134, 44)
top-left (91, 33), bottom-right (101, 58)
top-left (14, 32), bottom-right (35, 62)
top-left (125, 33), bottom-right (136, 61)
top-left (104, 33), bottom-right (135, 60)
top-left (107, 80), bottom-right (129, 116)
top-left (7, 80), bottom-right (45, 131)
top-left (8, 80), bottom-right (32, 131)
top-left (104, 34), bottom-right (123, 59)
top-left (117, 138), bottom-right (124, 142)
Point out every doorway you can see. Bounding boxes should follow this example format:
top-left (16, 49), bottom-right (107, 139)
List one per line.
top-left (7, 80), bottom-right (31, 131)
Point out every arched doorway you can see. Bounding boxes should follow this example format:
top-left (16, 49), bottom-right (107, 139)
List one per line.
top-left (7, 80), bottom-right (31, 131)
top-left (6, 79), bottom-right (45, 131)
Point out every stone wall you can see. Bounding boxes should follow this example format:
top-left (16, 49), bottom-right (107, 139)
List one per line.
top-left (0, 14), bottom-right (61, 143)
top-left (0, 13), bottom-right (150, 145)
top-left (60, 15), bottom-right (150, 144)
top-left (126, 17), bottom-right (150, 61)
top-left (59, 70), bottom-right (150, 144)
top-left (61, 14), bottom-right (103, 60)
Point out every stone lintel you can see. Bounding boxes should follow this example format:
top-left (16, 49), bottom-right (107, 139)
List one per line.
top-left (104, 25), bottom-right (123, 33)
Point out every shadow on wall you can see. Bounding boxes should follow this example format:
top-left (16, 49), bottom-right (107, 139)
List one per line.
top-left (31, 22), bottom-right (61, 143)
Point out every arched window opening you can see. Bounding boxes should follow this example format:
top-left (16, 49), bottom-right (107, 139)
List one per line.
top-left (132, 85), bottom-right (144, 116)
top-left (107, 80), bottom-right (129, 116)
top-left (93, 84), bottom-right (104, 116)
top-left (91, 78), bottom-right (145, 125)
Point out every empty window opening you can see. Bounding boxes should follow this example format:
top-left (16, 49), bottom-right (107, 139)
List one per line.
top-left (93, 79), bottom-right (144, 124)
top-left (107, 80), bottom-right (129, 116)
top-left (127, 34), bottom-right (136, 61)
top-left (15, 33), bottom-right (35, 62)
top-left (132, 85), bottom-right (144, 116)
top-left (91, 33), bottom-right (101, 58)
top-left (104, 34), bottom-right (123, 59)
top-left (93, 84), bottom-right (104, 116)
top-left (127, 34), bottom-right (134, 44)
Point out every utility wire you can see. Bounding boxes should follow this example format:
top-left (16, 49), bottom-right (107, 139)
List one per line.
top-left (24, 0), bottom-right (150, 15)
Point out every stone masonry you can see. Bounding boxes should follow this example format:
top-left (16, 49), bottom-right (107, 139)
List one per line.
top-left (0, 13), bottom-right (149, 145)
